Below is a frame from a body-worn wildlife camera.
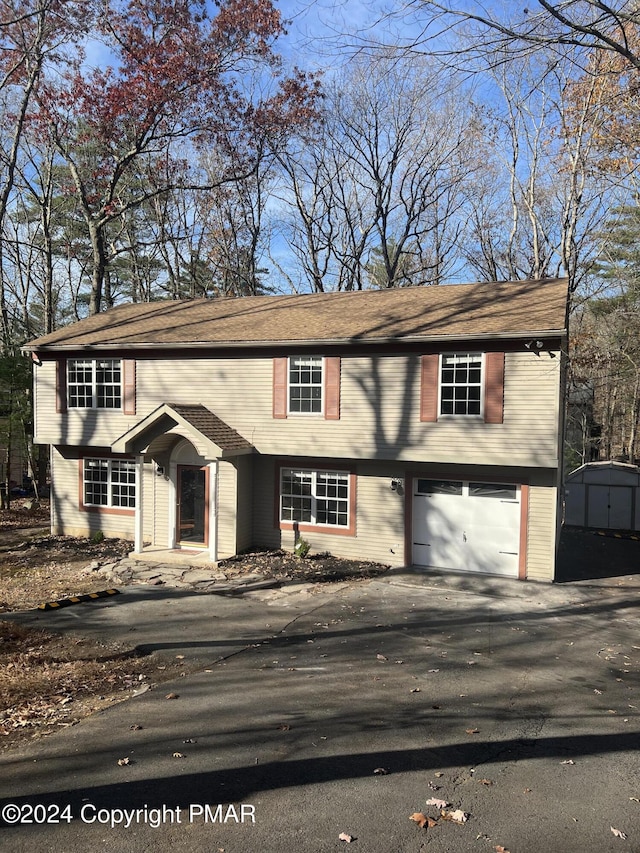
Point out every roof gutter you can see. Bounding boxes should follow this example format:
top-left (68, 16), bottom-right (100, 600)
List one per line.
top-left (22, 328), bottom-right (567, 353)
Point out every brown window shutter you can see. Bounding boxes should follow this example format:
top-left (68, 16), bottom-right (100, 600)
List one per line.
top-left (56, 358), bottom-right (67, 413)
top-left (484, 351), bottom-right (505, 424)
top-left (420, 354), bottom-right (439, 422)
top-left (273, 357), bottom-right (288, 419)
top-left (324, 357), bottom-right (341, 420)
top-left (123, 359), bottom-right (136, 415)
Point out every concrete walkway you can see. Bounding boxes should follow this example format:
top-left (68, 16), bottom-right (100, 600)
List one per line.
top-left (2, 565), bottom-right (639, 853)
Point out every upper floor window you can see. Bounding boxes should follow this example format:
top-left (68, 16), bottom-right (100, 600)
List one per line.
top-left (439, 352), bottom-right (483, 416)
top-left (68, 359), bottom-right (121, 409)
top-left (420, 351), bottom-right (504, 424)
top-left (289, 356), bottom-right (323, 414)
top-left (273, 356), bottom-right (340, 420)
top-left (83, 457), bottom-right (135, 509)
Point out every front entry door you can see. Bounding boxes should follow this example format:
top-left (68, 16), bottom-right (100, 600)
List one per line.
top-left (177, 465), bottom-right (208, 546)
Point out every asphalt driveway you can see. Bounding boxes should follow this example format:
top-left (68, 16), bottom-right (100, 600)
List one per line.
top-left (1, 561), bottom-right (639, 853)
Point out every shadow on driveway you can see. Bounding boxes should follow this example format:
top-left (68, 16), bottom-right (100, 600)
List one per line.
top-left (556, 525), bottom-right (640, 583)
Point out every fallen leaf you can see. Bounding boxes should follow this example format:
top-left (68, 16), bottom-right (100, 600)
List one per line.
top-left (376, 654), bottom-right (388, 661)
top-left (630, 797), bottom-right (640, 803)
top-left (561, 759), bottom-right (575, 765)
top-left (594, 689), bottom-right (603, 694)
top-left (277, 724), bottom-right (291, 731)
top-left (338, 832), bottom-right (354, 842)
top-left (441, 809), bottom-right (469, 824)
top-left (183, 738), bottom-right (197, 744)
top-left (479, 778), bottom-right (494, 786)
top-left (373, 767), bottom-right (389, 775)
top-left (611, 826), bottom-right (627, 839)
top-left (129, 724), bottom-right (142, 731)
top-left (117, 757), bottom-right (131, 766)
top-left (494, 846), bottom-right (511, 853)
top-left (165, 692), bottom-right (179, 700)
top-left (172, 752), bottom-right (185, 758)
top-left (466, 728), bottom-right (479, 735)
top-left (426, 797), bottom-right (449, 809)
top-left (410, 687), bottom-right (421, 693)
top-left (410, 812), bottom-right (437, 829)
top-left (434, 772), bottom-right (444, 778)
top-left (428, 668), bottom-right (440, 673)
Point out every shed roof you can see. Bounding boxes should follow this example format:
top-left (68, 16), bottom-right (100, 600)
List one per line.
top-left (23, 278), bottom-right (568, 352)
top-left (566, 461), bottom-right (640, 485)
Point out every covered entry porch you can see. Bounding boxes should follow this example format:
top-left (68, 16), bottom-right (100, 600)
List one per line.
top-left (111, 403), bottom-right (254, 562)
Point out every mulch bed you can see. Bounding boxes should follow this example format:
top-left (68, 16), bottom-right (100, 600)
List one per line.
top-left (219, 549), bottom-right (390, 584)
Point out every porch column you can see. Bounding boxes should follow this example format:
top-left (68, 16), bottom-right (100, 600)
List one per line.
top-left (209, 460), bottom-right (218, 563)
top-left (134, 454), bottom-right (144, 553)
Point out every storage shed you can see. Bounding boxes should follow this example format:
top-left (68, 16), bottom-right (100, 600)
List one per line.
top-left (564, 461), bottom-right (640, 531)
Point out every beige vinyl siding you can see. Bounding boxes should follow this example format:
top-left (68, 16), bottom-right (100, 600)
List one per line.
top-left (235, 455), bottom-right (253, 553)
top-left (254, 458), bottom-right (407, 567)
top-left (50, 447), bottom-right (135, 541)
top-left (141, 462), bottom-right (158, 548)
top-left (525, 480), bottom-right (558, 581)
top-left (254, 457), bottom-right (559, 578)
top-left (217, 460), bottom-right (238, 559)
top-left (36, 350), bottom-right (561, 468)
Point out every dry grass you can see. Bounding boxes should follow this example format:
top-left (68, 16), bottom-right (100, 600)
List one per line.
top-left (0, 503), bottom-right (196, 751)
top-left (0, 620), bottom-right (197, 751)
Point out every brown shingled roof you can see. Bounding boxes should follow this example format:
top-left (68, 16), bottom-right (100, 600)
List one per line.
top-left (169, 404), bottom-right (252, 453)
top-left (23, 278), bottom-right (568, 351)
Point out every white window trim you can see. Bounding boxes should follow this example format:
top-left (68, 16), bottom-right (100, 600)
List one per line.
top-left (83, 457), bottom-right (135, 509)
top-left (280, 467), bottom-right (351, 529)
top-left (438, 352), bottom-right (485, 419)
top-left (68, 358), bottom-right (122, 410)
top-left (287, 355), bottom-right (324, 416)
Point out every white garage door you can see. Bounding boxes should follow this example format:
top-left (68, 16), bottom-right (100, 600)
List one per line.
top-left (412, 479), bottom-right (521, 577)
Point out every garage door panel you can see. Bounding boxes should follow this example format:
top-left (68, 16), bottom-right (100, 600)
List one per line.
top-left (412, 480), bottom-right (520, 576)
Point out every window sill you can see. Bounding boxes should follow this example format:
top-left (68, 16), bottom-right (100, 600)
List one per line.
top-left (81, 505), bottom-right (135, 516)
top-left (437, 414), bottom-right (485, 422)
top-left (279, 520), bottom-right (355, 537)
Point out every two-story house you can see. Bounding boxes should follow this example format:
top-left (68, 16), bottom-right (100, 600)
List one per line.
top-left (22, 278), bottom-right (568, 581)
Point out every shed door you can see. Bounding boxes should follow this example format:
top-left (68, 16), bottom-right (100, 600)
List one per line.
top-left (586, 485), bottom-right (633, 530)
top-left (412, 479), bottom-right (520, 577)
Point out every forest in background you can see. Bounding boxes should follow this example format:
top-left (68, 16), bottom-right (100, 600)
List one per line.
top-left (1, 0), bottom-right (640, 503)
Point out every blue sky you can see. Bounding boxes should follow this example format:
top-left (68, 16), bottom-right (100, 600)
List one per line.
top-left (80, 0), bottom-right (426, 78)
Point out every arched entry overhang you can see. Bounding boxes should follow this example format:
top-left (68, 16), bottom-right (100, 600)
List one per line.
top-left (111, 404), bottom-right (253, 560)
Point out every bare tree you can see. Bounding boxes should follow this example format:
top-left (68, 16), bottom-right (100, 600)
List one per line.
top-left (0, 0), bottom-right (93, 350)
top-left (277, 55), bottom-right (475, 292)
top-left (390, 1), bottom-right (640, 72)
top-left (460, 55), bottom-right (617, 293)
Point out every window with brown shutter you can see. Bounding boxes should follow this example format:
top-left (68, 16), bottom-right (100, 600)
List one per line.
top-left (324, 357), bottom-right (341, 420)
top-left (421, 351), bottom-right (505, 422)
top-left (123, 359), bottom-right (136, 415)
top-left (56, 358), bottom-right (67, 413)
top-left (273, 357), bottom-right (288, 418)
top-left (483, 351), bottom-right (505, 424)
top-left (273, 356), bottom-right (341, 420)
top-left (420, 354), bottom-right (439, 422)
